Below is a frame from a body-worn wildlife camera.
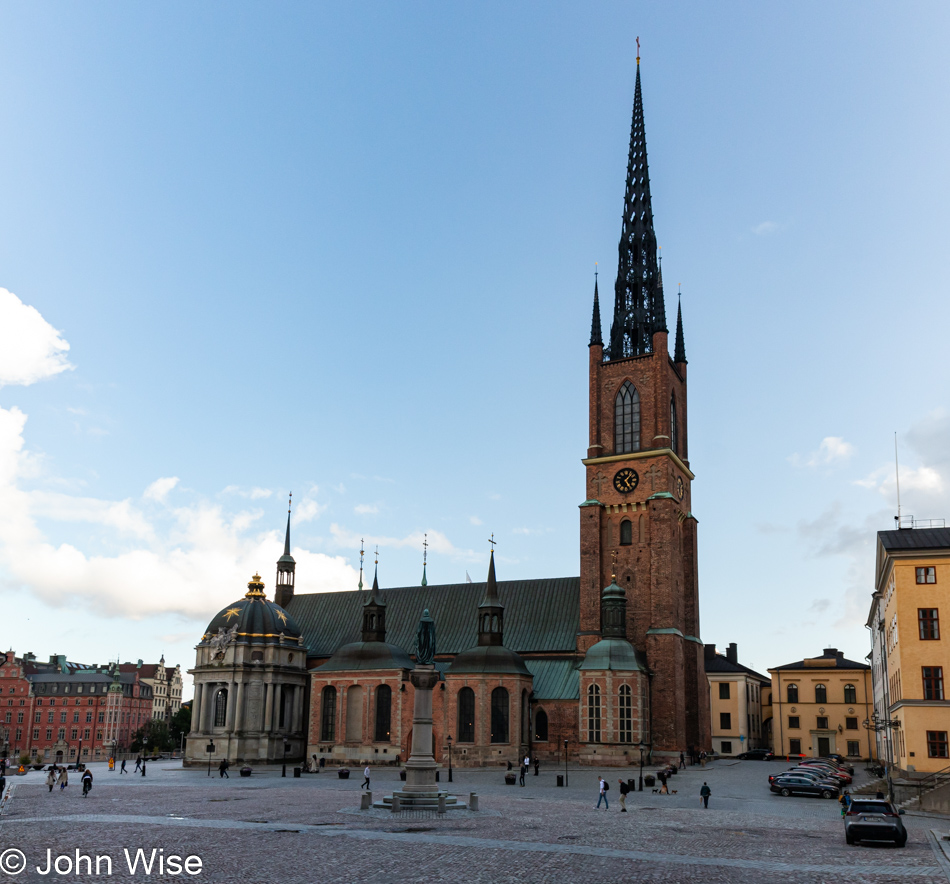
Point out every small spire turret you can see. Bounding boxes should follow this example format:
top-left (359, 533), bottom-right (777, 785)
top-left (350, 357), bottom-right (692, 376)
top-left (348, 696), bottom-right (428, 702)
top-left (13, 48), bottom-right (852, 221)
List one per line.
top-left (362, 550), bottom-right (386, 642)
top-left (274, 493), bottom-right (295, 609)
top-left (477, 543), bottom-right (504, 647)
top-left (589, 270), bottom-right (603, 347)
top-left (674, 292), bottom-right (687, 364)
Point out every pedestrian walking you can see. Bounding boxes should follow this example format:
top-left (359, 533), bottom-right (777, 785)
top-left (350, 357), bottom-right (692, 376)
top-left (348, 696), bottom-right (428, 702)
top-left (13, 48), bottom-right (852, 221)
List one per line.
top-left (679, 751), bottom-right (686, 770)
top-left (700, 750), bottom-right (707, 768)
top-left (81, 769), bottom-right (93, 798)
top-left (519, 755), bottom-right (528, 787)
top-left (218, 759), bottom-right (230, 778)
top-left (319, 756), bottom-right (325, 769)
top-left (595, 776), bottom-right (609, 810)
top-left (57, 767), bottom-right (68, 791)
top-left (618, 779), bottom-right (629, 812)
top-left (46, 768), bottom-right (55, 793)
top-left (134, 756), bottom-right (142, 772)
top-left (120, 759), bottom-right (127, 774)
top-left (533, 757), bottom-right (540, 777)
top-left (700, 782), bottom-right (711, 809)
top-left (361, 766), bottom-right (370, 790)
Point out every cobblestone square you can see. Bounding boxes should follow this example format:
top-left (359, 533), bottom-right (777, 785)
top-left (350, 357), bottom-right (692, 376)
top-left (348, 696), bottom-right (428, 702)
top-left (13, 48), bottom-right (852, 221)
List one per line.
top-left (2, 759), bottom-right (949, 883)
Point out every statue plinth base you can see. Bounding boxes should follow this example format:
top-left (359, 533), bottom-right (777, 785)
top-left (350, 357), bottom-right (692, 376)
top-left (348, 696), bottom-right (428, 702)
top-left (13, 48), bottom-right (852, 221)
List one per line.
top-left (403, 665), bottom-right (440, 793)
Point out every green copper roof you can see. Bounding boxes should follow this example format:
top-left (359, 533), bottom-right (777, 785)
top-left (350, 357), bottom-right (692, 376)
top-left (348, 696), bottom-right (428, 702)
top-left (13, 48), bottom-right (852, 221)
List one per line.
top-left (646, 492), bottom-right (676, 501)
top-left (579, 638), bottom-right (643, 672)
top-left (646, 627), bottom-right (684, 637)
top-left (579, 499), bottom-right (602, 507)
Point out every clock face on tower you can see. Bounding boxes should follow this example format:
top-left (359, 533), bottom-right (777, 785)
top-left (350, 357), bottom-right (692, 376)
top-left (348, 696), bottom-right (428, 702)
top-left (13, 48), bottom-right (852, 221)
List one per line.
top-left (676, 476), bottom-right (685, 500)
top-left (613, 468), bottom-right (639, 494)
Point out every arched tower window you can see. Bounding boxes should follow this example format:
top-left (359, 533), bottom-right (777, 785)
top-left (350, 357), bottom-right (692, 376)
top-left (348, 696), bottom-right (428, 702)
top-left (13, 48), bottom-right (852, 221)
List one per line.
top-left (618, 684), bottom-right (632, 743)
top-left (587, 684), bottom-right (601, 743)
top-left (213, 688), bottom-right (228, 728)
top-left (670, 394), bottom-right (678, 455)
top-left (814, 684), bottom-right (827, 704)
top-left (457, 687), bottom-right (475, 742)
top-left (534, 708), bottom-right (549, 742)
top-left (786, 683), bottom-right (798, 704)
top-left (320, 686), bottom-right (337, 742)
top-left (490, 687), bottom-right (509, 743)
top-left (843, 684), bottom-right (856, 704)
top-left (614, 382), bottom-right (641, 454)
top-left (374, 685), bottom-right (392, 742)
top-left (620, 519), bottom-right (632, 545)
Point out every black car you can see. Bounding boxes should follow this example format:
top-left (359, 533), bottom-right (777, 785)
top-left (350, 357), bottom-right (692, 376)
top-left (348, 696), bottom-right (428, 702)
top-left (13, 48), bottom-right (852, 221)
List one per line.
top-left (844, 798), bottom-right (907, 846)
top-left (770, 774), bottom-right (839, 799)
top-left (736, 749), bottom-right (774, 760)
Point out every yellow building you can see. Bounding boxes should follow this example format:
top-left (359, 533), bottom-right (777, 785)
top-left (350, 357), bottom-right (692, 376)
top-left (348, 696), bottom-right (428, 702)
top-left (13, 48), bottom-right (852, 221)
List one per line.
top-left (868, 526), bottom-right (950, 774)
top-left (769, 649), bottom-right (876, 761)
top-left (704, 643), bottom-right (769, 756)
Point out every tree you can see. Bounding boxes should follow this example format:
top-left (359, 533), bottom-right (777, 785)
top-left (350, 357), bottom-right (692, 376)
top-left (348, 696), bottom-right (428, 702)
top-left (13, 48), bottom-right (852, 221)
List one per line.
top-left (169, 705), bottom-right (192, 748)
top-left (130, 719), bottom-right (172, 753)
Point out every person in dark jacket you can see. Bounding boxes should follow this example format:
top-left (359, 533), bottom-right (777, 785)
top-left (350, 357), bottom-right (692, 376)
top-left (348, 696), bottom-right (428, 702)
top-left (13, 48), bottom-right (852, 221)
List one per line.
top-left (700, 782), bottom-right (711, 808)
top-left (81, 769), bottom-right (93, 798)
top-left (618, 779), bottom-right (629, 811)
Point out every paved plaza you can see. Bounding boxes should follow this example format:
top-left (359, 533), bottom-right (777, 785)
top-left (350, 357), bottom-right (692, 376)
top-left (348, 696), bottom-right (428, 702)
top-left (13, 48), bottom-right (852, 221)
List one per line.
top-left (2, 759), bottom-right (950, 883)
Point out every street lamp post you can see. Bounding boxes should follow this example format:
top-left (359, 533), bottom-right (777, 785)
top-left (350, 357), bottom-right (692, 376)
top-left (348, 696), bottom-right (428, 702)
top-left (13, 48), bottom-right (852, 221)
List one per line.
top-left (282, 741), bottom-right (290, 778)
top-left (638, 741), bottom-right (648, 792)
top-left (863, 713), bottom-right (900, 801)
top-left (206, 740), bottom-right (215, 777)
top-left (563, 738), bottom-right (569, 788)
top-left (447, 735), bottom-right (453, 783)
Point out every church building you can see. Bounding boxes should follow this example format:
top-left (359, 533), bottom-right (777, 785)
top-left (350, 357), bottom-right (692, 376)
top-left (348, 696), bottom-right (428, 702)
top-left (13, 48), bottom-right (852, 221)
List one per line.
top-left (185, 57), bottom-right (710, 769)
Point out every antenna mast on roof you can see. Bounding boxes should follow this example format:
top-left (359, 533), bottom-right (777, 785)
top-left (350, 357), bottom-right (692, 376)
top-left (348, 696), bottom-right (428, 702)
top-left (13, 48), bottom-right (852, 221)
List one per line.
top-left (895, 432), bottom-right (902, 528)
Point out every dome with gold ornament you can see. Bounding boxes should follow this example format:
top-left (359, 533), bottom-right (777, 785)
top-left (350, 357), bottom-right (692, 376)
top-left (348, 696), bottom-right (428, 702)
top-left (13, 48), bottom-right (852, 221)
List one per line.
top-left (202, 573), bottom-right (303, 646)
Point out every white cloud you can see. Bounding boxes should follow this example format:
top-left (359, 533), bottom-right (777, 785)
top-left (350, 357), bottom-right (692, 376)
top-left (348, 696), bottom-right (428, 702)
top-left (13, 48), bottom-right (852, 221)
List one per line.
top-left (790, 436), bottom-right (855, 468)
top-left (145, 476), bottom-right (179, 503)
top-left (355, 504), bottom-right (379, 515)
top-left (751, 220), bottom-right (780, 236)
top-left (0, 288), bottom-right (72, 387)
top-left (469, 516), bottom-right (483, 526)
top-left (221, 485), bottom-right (272, 500)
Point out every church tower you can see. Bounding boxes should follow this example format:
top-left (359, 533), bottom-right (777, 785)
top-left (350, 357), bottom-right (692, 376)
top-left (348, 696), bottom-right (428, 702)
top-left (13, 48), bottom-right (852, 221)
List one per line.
top-left (579, 57), bottom-right (710, 756)
top-left (274, 495), bottom-right (295, 610)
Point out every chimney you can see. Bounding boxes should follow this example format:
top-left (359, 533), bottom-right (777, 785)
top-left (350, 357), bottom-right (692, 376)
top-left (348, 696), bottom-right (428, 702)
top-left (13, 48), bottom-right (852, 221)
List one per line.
top-left (823, 648), bottom-right (838, 657)
top-left (704, 643), bottom-right (717, 660)
top-left (726, 643), bottom-right (738, 665)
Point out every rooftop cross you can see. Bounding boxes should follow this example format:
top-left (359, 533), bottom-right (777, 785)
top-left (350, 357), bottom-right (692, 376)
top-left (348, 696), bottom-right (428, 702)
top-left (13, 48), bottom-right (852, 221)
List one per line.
top-left (488, 533), bottom-right (496, 551)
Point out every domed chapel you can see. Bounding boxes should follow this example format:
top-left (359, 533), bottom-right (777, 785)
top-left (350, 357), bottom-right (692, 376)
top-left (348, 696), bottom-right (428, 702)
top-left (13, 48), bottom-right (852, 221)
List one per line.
top-left (185, 58), bottom-right (710, 768)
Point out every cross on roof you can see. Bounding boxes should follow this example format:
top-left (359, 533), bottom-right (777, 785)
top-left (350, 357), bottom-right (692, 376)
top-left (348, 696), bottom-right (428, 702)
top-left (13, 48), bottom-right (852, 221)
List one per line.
top-left (488, 533), bottom-right (496, 551)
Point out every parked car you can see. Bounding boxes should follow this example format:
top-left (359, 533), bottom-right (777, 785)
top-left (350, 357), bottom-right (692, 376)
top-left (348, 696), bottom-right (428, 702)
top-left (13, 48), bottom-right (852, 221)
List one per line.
top-left (736, 749), bottom-right (774, 760)
top-left (797, 762), bottom-right (852, 784)
top-left (844, 798), bottom-right (907, 847)
top-left (770, 774), bottom-right (840, 799)
top-left (824, 754), bottom-right (856, 774)
top-left (769, 769), bottom-right (841, 787)
top-left (802, 757), bottom-right (853, 776)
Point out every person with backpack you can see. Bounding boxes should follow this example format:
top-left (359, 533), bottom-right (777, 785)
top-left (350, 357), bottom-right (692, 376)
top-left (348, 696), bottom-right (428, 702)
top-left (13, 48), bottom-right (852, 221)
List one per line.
top-left (81, 768), bottom-right (93, 798)
top-left (595, 776), bottom-right (609, 810)
top-left (700, 782), bottom-right (711, 809)
top-left (618, 779), bottom-right (629, 812)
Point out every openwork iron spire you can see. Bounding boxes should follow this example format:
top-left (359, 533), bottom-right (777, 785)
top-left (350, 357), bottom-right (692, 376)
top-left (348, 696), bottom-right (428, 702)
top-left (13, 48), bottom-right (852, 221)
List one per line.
top-left (608, 61), bottom-right (666, 360)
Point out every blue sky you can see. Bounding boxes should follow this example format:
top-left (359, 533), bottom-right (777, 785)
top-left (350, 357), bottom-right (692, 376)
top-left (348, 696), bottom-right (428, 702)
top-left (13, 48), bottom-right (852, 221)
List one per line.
top-left (1, 2), bottom-right (949, 687)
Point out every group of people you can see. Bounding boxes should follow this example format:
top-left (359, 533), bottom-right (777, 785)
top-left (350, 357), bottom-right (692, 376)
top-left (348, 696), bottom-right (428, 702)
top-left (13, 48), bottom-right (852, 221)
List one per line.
top-left (44, 764), bottom-right (95, 797)
top-left (596, 776), bottom-right (712, 810)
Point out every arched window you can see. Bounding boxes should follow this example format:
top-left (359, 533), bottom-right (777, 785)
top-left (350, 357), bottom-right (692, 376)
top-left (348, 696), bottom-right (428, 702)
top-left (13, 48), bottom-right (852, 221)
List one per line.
top-left (670, 395), bottom-right (678, 455)
top-left (374, 685), bottom-right (392, 742)
top-left (618, 684), bottom-right (632, 743)
top-left (843, 684), bottom-right (856, 704)
top-left (614, 382), bottom-right (641, 454)
top-left (786, 683), bottom-right (798, 704)
top-left (620, 519), bottom-right (632, 545)
top-left (815, 684), bottom-right (827, 704)
top-left (534, 708), bottom-right (549, 742)
top-left (490, 687), bottom-right (509, 743)
top-left (587, 684), bottom-right (601, 743)
top-left (320, 686), bottom-right (337, 742)
top-left (458, 687), bottom-right (475, 742)
top-left (213, 688), bottom-right (228, 728)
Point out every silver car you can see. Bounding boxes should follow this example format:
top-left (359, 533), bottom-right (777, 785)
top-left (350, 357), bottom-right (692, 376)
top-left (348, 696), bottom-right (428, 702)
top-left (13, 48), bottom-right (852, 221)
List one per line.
top-left (844, 798), bottom-right (907, 847)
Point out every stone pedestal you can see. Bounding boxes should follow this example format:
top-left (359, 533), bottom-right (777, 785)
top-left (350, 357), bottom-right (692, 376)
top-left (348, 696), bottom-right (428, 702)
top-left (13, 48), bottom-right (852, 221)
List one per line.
top-left (403, 665), bottom-right (440, 793)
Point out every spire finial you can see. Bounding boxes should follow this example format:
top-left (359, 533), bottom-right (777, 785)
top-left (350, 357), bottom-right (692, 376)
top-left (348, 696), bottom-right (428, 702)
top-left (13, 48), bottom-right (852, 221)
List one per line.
top-left (282, 492), bottom-right (292, 557)
top-left (636, 35), bottom-right (640, 65)
top-left (421, 533), bottom-right (428, 586)
top-left (611, 550), bottom-right (618, 581)
top-left (488, 533), bottom-right (496, 552)
top-left (358, 539), bottom-right (364, 593)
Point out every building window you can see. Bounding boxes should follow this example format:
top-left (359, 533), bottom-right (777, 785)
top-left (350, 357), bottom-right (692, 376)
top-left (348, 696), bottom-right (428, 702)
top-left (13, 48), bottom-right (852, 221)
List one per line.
top-left (928, 731), bottom-right (949, 758)
top-left (374, 685), bottom-right (391, 742)
top-left (721, 741), bottom-right (732, 754)
top-left (719, 712), bottom-right (731, 731)
top-left (923, 667), bottom-right (945, 700)
top-left (457, 688), bottom-right (475, 742)
top-left (320, 687), bottom-right (337, 742)
top-left (534, 708), bottom-right (548, 742)
top-left (843, 684), bottom-right (857, 704)
top-left (587, 685), bottom-right (602, 743)
top-left (919, 609), bottom-right (940, 640)
top-left (614, 381), bottom-right (641, 454)
top-left (847, 740), bottom-right (861, 757)
top-left (816, 717), bottom-right (829, 729)
top-left (490, 687), bottom-right (509, 744)
top-left (788, 716), bottom-right (800, 729)
top-left (846, 717), bottom-right (858, 730)
top-left (670, 395), bottom-right (678, 455)
top-left (618, 685), bottom-right (632, 744)
top-left (46, 729), bottom-right (52, 741)
top-left (786, 684), bottom-right (798, 703)
top-left (620, 520), bottom-right (632, 545)
top-left (789, 738), bottom-right (802, 755)
top-left (213, 689), bottom-right (228, 728)
top-left (814, 684), bottom-right (827, 704)
top-left (917, 567), bottom-right (937, 584)
top-left (719, 682), bottom-right (730, 700)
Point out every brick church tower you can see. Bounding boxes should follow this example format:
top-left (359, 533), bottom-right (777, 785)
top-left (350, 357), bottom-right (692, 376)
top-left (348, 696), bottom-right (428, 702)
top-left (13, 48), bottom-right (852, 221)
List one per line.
top-left (579, 58), bottom-right (711, 757)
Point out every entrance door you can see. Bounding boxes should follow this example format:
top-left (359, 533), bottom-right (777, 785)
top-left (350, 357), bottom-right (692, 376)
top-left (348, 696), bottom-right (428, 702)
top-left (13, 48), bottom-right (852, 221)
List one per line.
top-left (817, 737), bottom-right (830, 757)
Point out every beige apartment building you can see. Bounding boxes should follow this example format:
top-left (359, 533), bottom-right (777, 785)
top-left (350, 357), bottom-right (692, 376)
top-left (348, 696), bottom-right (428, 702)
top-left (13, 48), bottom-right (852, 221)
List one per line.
top-left (705, 643), bottom-right (769, 756)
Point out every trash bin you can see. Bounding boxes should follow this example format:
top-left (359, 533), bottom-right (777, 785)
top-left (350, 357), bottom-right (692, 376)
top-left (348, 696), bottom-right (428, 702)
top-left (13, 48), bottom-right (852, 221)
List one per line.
top-left (556, 775), bottom-right (564, 787)
top-left (293, 768), bottom-right (301, 778)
